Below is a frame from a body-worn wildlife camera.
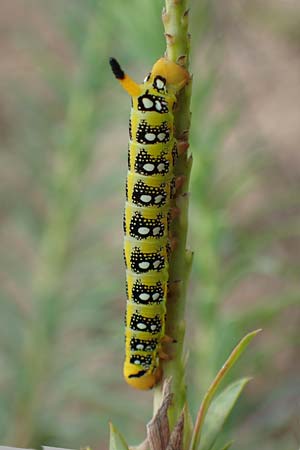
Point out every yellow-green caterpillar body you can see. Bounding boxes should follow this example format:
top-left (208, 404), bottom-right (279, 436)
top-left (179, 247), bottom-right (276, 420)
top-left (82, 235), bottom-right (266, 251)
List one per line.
top-left (110, 57), bottom-right (188, 389)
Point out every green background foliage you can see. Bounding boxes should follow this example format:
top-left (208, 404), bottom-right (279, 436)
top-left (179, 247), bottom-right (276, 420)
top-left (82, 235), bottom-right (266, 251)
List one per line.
top-left (0, 0), bottom-right (299, 449)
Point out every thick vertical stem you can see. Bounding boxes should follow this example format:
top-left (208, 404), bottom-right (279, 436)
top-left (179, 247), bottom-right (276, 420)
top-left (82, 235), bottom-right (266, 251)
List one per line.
top-left (154, 0), bottom-right (192, 428)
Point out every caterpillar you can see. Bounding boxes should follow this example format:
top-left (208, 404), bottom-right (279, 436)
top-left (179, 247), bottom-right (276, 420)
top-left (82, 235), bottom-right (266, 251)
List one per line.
top-left (110, 56), bottom-right (189, 390)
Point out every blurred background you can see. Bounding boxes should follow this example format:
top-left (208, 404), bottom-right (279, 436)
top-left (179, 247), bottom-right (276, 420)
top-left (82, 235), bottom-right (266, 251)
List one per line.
top-left (0, 0), bottom-right (299, 449)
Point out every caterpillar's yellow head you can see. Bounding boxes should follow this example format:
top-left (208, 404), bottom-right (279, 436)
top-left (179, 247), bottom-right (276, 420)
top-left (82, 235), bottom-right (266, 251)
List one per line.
top-left (148, 57), bottom-right (190, 91)
top-left (109, 56), bottom-right (189, 97)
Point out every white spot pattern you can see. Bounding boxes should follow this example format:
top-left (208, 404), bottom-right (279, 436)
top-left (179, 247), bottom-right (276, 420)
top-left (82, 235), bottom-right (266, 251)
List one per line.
top-left (153, 260), bottom-right (161, 269)
top-left (153, 227), bottom-right (161, 235)
top-left (139, 261), bottom-right (150, 270)
top-left (143, 163), bottom-right (155, 172)
top-left (142, 98), bottom-right (154, 109)
top-left (140, 194), bottom-right (151, 203)
top-left (155, 100), bottom-right (162, 111)
top-left (145, 133), bottom-right (156, 141)
top-left (156, 79), bottom-right (164, 89)
top-left (138, 227), bottom-right (150, 235)
top-left (158, 133), bottom-right (166, 141)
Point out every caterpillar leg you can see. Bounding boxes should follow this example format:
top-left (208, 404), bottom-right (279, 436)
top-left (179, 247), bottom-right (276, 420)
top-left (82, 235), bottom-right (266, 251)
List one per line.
top-left (177, 141), bottom-right (189, 155)
top-left (159, 350), bottom-right (171, 360)
top-left (168, 279), bottom-right (182, 299)
top-left (159, 336), bottom-right (177, 361)
top-left (170, 206), bottom-right (180, 219)
top-left (175, 175), bottom-right (186, 192)
top-left (170, 236), bottom-right (178, 251)
top-left (161, 334), bottom-right (177, 344)
top-left (153, 366), bottom-right (163, 386)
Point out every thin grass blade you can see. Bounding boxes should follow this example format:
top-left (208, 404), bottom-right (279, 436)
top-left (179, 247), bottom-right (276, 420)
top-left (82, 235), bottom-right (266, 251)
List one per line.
top-left (199, 378), bottom-right (250, 450)
top-left (189, 329), bottom-right (261, 450)
top-left (218, 441), bottom-right (234, 450)
top-left (109, 422), bottom-right (130, 450)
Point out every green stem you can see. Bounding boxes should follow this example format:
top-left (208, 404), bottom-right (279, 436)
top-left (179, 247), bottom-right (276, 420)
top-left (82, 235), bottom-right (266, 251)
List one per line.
top-left (154, 0), bottom-right (192, 428)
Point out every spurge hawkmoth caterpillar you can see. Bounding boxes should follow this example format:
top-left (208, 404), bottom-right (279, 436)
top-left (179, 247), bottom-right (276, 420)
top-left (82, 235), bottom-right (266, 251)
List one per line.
top-left (110, 56), bottom-right (189, 390)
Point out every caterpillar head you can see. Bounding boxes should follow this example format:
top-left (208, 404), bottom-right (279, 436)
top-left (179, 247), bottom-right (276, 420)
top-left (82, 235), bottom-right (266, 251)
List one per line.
top-left (148, 57), bottom-right (190, 92)
top-left (110, 56), bottom-right (189, 97)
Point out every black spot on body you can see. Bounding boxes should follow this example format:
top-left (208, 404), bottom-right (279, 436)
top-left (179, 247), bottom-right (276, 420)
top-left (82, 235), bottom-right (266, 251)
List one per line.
top-left (130, 337), bottom-right (158, 352)
top-left (153, 75), bottom-right (167, 92)
top-left (130, 247), bottom-right (165, 274)
top-left (130, 354), bottom-right (153, 368)
top-left (130, 313), bottom-right (162, 334)
top-left (131, 280), bottom-right (165, 304)
top-left (132, 180), bottom-right (167, 207)
top-left (127, 145), bottom-right (131, 169)
top-left (128, 369), bottom-right (147, 379)
top-left (136, 120), bottom-right (170, 144)
top-left (122, 211), bottom-right (126, 234)
top-left (134, 149), bottom-right (170, 176)
top-left (129, 119), bottom-right (132, 140)
top-left (129, 211), bottom-right (165, 240)
top-left (137, 92), bottom-right (168, 113)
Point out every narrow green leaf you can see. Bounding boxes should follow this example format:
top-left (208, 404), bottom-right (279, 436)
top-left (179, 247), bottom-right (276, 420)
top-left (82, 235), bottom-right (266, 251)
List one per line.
top-left (183, 401), bottom-right (194, 450)
top-left (218, 441), bottom-right (234, 450)
top-left (109, 422), bottom-right (130, 450)
top-left (189, 329), bottom-right (261, 450)
top-left (199, 378), bottom-right (250, 450)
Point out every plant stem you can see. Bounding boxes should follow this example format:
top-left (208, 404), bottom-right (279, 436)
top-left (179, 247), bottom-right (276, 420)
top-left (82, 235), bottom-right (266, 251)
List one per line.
top-left (153, 0), bottom-right (193, 428)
